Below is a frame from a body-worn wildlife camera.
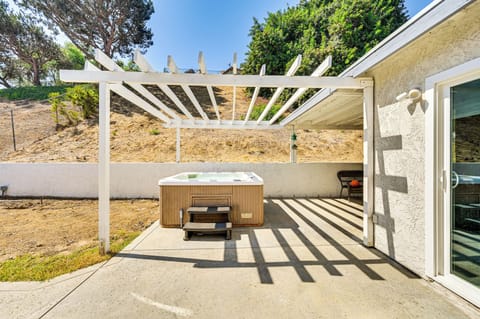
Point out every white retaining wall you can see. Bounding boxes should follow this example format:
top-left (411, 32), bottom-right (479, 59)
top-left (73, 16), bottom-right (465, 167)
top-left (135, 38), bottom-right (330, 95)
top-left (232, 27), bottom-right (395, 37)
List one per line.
top-left (0, 162), bottom-right (362, 198)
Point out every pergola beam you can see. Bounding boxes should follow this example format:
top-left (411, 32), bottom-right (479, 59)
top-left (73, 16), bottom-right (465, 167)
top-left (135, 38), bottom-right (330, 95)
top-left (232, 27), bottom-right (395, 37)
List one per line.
top-left (256, 55), bottom-right (302, 123)
top-left (198, 52), bottom-right (221, 120)
top-left (110, 84), bottom-right (172, 123)
top-left (269, 56), bottom-right (332, 124)
top-left (59, 70), bottom-right (370, 89)
top-left (94, 50), bottom-right (179, 120)
top-left (169, 55), bottom-right (210, 120)
top-left (85, 61), bottom-right (171, 123)
top-left (159, 84), bottom-right (195, 119)
top-left (244, 64), bottom-right (266, 123)
top-left (135, 51), bottom-right (195, 119)
top-left (165, 119), bottom-right (283, 130)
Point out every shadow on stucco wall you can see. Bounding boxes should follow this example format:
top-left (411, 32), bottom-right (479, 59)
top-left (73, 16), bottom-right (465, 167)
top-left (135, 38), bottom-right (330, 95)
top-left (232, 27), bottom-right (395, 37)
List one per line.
top-left (374, 109), bottom-right (409, 259)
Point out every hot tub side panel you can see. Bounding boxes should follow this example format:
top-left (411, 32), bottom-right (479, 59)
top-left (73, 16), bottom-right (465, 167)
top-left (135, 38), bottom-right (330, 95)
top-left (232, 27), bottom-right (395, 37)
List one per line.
top-left (232, 185), bottom-right (264, 226)
top-left (159, 184), bottom-right (264, 227)
top-left (159, 185), bottom-right (191, 227)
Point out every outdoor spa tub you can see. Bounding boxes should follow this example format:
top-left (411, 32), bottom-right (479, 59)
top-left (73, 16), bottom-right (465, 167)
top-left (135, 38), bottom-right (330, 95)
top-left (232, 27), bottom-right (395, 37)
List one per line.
top-left (158, 172), bottom-right (264, 227)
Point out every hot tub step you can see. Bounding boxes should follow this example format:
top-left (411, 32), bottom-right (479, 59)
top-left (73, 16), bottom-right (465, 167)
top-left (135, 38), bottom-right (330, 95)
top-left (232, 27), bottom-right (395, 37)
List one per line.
top-left (187, 206), bottom-right (231, 214)
top-left (183, 222), bottom-right (232, 240)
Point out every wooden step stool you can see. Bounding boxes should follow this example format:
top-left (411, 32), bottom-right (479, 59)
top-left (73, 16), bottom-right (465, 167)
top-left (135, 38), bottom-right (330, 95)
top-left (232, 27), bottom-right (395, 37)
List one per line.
top-left (182, 206), bottom-right (232, 240)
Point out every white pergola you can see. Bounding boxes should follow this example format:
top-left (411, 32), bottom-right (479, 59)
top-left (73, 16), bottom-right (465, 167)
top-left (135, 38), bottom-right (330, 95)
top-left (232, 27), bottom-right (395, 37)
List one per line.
top-left (59, 49), bottom-right (374, 254)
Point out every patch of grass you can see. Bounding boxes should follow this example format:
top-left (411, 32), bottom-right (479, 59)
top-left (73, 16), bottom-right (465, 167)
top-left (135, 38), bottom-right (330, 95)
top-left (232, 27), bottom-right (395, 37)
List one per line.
top-left (0, 231), bottom-right (140, 281)
top-left (0, 85), bottom-right (72, 101)
top-left (149, 128), bottom-right (160, 135)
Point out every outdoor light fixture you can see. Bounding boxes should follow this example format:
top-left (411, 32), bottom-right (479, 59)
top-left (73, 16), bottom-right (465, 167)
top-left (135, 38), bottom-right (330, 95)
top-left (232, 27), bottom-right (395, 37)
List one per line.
top-left (408, 88), bottom-right (422, 100)
top-left (396, 88), bottom-right (422, 102)
top-left (396, 92), bottom-right (408, 101)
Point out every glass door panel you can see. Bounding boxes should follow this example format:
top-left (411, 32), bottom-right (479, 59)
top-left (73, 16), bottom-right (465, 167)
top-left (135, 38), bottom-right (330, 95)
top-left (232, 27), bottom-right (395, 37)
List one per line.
top-left (450, 78), bottom-right (480, 288)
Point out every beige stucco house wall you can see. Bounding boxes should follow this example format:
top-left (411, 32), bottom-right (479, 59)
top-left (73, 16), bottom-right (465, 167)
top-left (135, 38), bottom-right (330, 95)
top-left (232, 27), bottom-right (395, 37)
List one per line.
top-left (358, 1), bottom-right (480, 276)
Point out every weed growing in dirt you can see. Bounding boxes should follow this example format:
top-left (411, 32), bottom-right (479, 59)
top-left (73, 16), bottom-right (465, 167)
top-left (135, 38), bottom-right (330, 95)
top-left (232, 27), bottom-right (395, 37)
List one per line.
top-left (0, 231), bottom-right (140, 281)
top-left (149, 128), bottom-right (160, 135)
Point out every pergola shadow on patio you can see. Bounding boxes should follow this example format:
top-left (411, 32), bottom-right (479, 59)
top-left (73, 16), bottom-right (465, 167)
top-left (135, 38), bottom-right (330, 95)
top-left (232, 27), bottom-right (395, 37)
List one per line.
top-left (116, 198), bottom-right (414, 284)
top-left (18, 197), bottom-right (474, 319)
top-left (1, 198), bottom-right (474, 318)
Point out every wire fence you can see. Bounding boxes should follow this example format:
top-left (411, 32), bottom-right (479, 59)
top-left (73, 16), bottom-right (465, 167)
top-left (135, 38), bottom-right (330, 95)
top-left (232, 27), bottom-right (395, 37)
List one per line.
top-left (0, 98), bottom-right (58, 158)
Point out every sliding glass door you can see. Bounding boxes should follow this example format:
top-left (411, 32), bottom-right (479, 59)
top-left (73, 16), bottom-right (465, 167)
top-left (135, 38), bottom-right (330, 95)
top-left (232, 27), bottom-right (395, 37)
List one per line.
top-left (444, 77), bottom-right (480, 290)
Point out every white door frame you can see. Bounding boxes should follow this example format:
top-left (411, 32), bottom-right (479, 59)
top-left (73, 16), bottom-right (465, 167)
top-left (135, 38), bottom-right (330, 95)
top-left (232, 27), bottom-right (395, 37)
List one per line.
top-left (425, 57), bottom-right (480, 307)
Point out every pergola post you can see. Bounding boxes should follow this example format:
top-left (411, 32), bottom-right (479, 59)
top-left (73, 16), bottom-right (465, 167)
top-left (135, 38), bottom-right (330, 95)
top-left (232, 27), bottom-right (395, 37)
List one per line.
top-left (362, 82), bottom-right (375, 247)
top-left (176, 127), bottom-right (181, 163)
top-left (98, 82), bottom-right (111, 254)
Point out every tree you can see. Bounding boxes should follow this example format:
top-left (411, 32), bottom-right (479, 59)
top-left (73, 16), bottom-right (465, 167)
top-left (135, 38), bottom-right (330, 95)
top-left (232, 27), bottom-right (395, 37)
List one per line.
top-left (0, 51), bottom-right (24, 88)
top-left (0, 0), bottom-right (62, 86)
top-left (61, 43), bottom-right (86, 70)
top-left (242, 0), bottom-right (408, 103)
top-left (17, 0), bottom-right (155, 59)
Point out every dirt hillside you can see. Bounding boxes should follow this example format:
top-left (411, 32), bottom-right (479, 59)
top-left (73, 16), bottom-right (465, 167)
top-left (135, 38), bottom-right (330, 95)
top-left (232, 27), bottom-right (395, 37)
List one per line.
top-left (0, 86), bottom-right (362, 163)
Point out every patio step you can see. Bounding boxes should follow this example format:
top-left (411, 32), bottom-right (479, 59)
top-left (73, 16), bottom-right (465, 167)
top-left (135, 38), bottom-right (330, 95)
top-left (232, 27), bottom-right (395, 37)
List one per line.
top-left (183, 222), bottom-right (232, 240)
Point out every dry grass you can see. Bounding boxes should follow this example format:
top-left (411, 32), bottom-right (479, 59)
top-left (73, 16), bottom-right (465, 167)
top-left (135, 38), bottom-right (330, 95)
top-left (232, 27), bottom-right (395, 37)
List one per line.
top-left (0, 199), bottom-right (158, 281)
top-left (0, 231), bottom-right (139, 281)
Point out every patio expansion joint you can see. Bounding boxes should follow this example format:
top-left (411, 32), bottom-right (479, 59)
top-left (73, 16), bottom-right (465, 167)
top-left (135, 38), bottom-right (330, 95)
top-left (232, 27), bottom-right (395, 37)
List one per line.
top-left (36, 260), bottom-right (109, 319)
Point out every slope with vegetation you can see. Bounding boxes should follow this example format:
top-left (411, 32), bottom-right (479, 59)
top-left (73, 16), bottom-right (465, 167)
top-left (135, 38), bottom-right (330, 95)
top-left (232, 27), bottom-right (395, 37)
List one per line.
top-left (0, 85), bottom-right (363, 163)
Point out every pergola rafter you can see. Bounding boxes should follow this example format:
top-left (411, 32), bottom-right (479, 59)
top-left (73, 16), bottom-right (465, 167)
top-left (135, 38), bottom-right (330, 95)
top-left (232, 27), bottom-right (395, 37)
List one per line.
top-left (257, 55), bottom-right (302, 123)
top-left (59, 49), bottom-right (374, 253)
top-left (134, 51), bottom-right (195, 119)
top-left (168, 55), bottom-right (210, 120)
top-left (198, 51), bottom-right (221, 121)
top-left (60, 49), bottom-right (371, 130)
top-left (244, 64), bottom-right (266, 123)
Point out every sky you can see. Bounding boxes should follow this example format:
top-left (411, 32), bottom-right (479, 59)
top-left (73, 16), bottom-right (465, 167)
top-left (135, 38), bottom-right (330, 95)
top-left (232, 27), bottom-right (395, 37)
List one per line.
top-left (6, 0), bottom-right (434, 72)
top-left (145, 0), bottom-right (433, 72)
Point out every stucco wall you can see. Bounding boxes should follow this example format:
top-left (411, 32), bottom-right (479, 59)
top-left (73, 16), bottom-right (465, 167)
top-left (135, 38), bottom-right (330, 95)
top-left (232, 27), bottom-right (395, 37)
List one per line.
top-left (363, 3), bottom-right (480, 276)
top-left (0, 162), bottom-right (362, 198)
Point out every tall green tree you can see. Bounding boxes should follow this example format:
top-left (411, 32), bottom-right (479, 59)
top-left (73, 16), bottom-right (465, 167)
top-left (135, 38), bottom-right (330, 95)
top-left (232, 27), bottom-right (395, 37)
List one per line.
top-left (17, 0), bottom-right (155, 59)
top-left (242, 0), bottom-right (408, 101)
top-left (0, 53), bottom-right (25, 88)
top-left (0, 0), bottom-right (62, 86)
top-left (61, 43), bottom-right (86, 70)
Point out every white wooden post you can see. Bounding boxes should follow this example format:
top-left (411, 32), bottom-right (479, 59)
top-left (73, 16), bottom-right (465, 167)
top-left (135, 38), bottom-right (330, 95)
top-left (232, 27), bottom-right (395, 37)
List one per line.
top-left (232, 53), bottom-right (237, 122)
top-left (98, 82), bottom-right (110, 254)
top-left (176, 127), bottom-right (181, 163)
top-left (363, 82), bottom-right (374, 247)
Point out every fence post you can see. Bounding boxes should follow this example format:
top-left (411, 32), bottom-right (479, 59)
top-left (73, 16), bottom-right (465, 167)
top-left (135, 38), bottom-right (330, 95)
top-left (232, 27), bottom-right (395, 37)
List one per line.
top-left (10, 109), bottom-right (16, 151)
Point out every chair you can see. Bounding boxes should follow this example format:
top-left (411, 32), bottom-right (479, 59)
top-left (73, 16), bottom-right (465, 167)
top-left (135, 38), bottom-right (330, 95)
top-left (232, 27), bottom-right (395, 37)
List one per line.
top-left (337, 170), bottom-right (363, 200)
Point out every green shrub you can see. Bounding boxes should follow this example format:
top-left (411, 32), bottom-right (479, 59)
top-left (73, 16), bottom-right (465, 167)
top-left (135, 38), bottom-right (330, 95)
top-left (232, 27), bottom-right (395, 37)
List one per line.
top-left (66, 85), bottom-right (98, 119)
top-left (247, 104), bottom-right (284, 122)
top-left (49, 92), bottom-right (80, 127)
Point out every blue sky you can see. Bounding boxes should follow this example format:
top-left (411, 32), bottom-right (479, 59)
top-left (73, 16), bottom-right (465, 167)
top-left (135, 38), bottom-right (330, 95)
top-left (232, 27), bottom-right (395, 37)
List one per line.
top-left (145, 0), bottom-right (433, 71)
top-left (6, 0), bottom-right (433, 71)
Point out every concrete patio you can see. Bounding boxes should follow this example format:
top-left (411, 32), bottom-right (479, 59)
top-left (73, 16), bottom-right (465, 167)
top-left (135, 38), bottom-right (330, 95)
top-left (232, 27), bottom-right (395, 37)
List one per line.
top-left (1, 198), bottom-right (478, 318)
